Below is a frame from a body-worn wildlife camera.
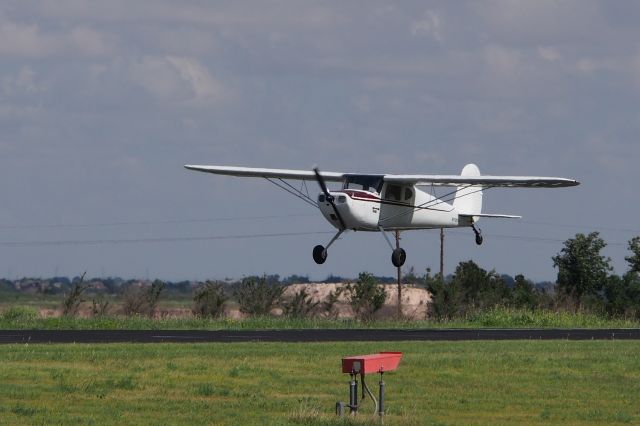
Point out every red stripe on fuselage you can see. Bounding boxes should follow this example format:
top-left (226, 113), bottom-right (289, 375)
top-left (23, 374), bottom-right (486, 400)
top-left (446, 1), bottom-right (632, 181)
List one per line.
top-left (341, 189), bottom-right (451, 212)
top-left (343, 190), bottom-right (380, 201)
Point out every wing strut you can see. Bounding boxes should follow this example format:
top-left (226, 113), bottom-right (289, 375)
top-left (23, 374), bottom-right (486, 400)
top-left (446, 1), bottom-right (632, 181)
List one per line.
top-left (265, 178), bottom-right (318, 209)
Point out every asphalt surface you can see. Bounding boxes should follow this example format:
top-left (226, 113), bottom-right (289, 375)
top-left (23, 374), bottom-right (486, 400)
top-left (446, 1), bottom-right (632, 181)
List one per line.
top-left (1, 329), bottom-right (640, 344)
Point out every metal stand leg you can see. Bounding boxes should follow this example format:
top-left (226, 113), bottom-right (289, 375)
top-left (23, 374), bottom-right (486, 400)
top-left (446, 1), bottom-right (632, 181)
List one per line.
top-left (378, 373), bottom-right (385, 418)
top-left (349, 373), bottom-right (359, 414)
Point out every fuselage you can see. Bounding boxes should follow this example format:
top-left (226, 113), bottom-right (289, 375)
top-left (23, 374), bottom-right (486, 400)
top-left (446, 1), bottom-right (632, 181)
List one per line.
top-left (318, 182), bottom-right (469, 231)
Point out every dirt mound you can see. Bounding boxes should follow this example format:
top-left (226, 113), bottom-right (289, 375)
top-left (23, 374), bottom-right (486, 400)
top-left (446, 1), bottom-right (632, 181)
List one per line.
top-left (283, 283), bottom-right (431, 319)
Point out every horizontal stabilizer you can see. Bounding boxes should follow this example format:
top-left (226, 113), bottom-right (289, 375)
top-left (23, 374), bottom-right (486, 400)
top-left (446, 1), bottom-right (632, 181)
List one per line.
top-left (460, 213), bottom-right (521, 219)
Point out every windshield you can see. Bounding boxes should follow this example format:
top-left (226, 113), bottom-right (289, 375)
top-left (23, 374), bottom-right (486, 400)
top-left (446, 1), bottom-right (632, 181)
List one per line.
top-left (342, 175), bottom-right (384, 194)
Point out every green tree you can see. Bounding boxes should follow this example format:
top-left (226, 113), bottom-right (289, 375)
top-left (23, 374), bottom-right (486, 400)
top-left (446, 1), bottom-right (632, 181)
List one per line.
top-left (603, 274), bottom-right (640, 318)
top-left (625, 236), bottom-right (640, 274)
top-left (344, 272), bottom-right (387, 321)
top-left (552, 232), bottom-right (612, 307)
top-left (425, 270), bottom-right (462, 320)
top-left (426, 261), bottom-right (509, 319)
top-left (604, 237), bottom-right (640, 318)
top-left (453, 260), bottom-right (509, 310)
top-left (511, 274), bottom-right (538, 309)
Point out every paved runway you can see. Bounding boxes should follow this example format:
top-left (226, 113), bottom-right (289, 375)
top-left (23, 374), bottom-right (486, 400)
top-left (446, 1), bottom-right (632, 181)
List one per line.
top-left (1, 329), bottom-right (640, 344)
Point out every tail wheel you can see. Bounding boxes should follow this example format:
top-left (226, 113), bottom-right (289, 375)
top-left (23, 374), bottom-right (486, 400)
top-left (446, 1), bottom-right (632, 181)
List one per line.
top-left (313, 245), bottom-right (328, 264)
top-left (391, 248), bottom-right (406, 268)
top-left (472, 224), bottom-right (483, 245)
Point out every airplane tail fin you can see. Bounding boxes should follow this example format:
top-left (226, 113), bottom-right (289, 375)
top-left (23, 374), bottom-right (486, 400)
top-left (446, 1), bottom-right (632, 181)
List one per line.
top-left (453, 164), bottom-right (483, 220)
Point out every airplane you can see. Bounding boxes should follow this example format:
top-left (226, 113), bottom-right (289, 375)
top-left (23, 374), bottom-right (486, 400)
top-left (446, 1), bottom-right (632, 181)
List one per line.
top-left (184, 163), bottom-right (579, 267)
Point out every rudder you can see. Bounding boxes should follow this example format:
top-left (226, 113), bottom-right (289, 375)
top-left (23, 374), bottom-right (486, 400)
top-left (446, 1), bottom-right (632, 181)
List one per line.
top-left (453, 164), bottom-right (483, 219)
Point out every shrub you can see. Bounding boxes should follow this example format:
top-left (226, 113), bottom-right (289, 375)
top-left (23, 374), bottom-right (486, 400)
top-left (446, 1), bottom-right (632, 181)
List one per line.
top-left (344, 272), bottom-right (387, 321)
top-left (321, 286), bottom-right (344, 318)
top-left (91, 294), bottom-right (110, 317)
top-left (282, 287), bottom-right (319, 319)
top-left (62, 272), bottom-right (89, 317)
top-left (192, 281), bottom-right (227, 318)
top-left (122, 280), bottom-right (165, 317)
top-left (234, 276), bottom-right (284, 316)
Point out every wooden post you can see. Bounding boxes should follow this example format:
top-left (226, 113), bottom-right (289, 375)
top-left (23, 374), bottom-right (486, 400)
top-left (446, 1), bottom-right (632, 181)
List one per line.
top-left (395, 230), bottom-right (402, 319)
top-left (439, 228), bottom-right (444, 279)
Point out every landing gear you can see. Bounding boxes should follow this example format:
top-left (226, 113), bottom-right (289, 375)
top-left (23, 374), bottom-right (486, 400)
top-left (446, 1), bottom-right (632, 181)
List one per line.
top-left (472, 224), bottom-right (483, 245)
top-left (313, 245), bottom-right (327, 264)
top-left (312, 230), bottom-right (344, 265)
top-left (379, 226), bottom-right (407, 268)
top-left (391, 248), bottom-right (406, 268)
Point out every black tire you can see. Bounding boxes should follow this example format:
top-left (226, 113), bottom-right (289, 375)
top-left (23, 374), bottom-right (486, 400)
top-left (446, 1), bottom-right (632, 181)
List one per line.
top-left (391, 248), bottom-right (406, 267)
top-left (313, 245), bottom-right (327, 264)
top-left (475, 234), bottom-right (483, 245)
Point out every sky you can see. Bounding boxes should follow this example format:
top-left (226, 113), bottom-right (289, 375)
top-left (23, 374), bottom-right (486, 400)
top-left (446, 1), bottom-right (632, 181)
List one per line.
top-left (0, 1), bottom-right (638, 282)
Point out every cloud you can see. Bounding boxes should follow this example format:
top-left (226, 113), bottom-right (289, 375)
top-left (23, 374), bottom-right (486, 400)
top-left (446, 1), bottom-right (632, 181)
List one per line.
top-left (166, 57), bottom-right (221, 99)
top-left (0, 67), bottom-right (44, 124)
top-left (410, 10), bottom-right (444, 42)
top-left (537, 46), bottom-right (560, 62)
top-left (2, 66), bottom-right (42, 95)
top-left (0, 18), bottom-right (56, 57)
top-left (0, 15), bottom-right (116, 57)
top-left (128, 56), bottom-right (224, 105)
top-left (471, 0), bottom-right (603, 45)
top-left (68, 26), bottom-right (116, 56)
top-left (483, 44), bottom-right (522, 77)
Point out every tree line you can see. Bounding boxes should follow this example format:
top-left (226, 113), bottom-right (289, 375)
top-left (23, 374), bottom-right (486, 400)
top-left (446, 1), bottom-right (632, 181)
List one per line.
top-left (426, 232), bottom-right (640, 320)
top-left (2, 232), bottom-right (639, 321)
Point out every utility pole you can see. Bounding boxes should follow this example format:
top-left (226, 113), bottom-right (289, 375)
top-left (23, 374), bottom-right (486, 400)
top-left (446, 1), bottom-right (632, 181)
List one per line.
top-left (439, 228), bottom-right (444, 279)
top-left (395, 230), bottom-right (402, 319)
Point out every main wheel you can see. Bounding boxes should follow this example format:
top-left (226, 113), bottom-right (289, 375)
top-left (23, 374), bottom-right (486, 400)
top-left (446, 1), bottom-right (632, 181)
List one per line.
top-left (391, 248), bottom-right (406, 267)
top-left (313, 245), bottom-right (328, 264)
top-left (475, 234), bottom-right (483, 245)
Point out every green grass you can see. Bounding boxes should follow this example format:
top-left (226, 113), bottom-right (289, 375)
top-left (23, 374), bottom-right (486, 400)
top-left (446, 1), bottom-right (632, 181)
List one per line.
top-left (0, 340), bottom-right (638, 425)
top-left (1, 306), bottom-right (639, 330)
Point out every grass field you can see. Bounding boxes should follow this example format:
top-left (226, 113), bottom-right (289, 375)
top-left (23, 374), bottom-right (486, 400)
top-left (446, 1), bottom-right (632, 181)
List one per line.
top-left (1, 340), bottom-right (639, 425)
top-left (2, 306), bottom-right (640, 330)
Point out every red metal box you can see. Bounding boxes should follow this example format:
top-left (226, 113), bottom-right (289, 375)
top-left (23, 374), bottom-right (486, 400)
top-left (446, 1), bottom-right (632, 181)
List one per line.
top-left (341, 352), bottom-right (403, 374)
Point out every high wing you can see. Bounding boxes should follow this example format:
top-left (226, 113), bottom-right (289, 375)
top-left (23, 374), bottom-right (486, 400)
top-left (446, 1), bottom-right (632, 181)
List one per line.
top-left (184, 165), bottom-right (344, 182)
top-left (185, 165), bottom-right (580, 188)
top-left (383, 174), bottom-right (579, 188)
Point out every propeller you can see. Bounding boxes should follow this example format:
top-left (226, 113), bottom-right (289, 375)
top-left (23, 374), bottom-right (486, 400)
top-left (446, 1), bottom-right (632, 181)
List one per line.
top-left (313, 166), bottom-right (346, 230)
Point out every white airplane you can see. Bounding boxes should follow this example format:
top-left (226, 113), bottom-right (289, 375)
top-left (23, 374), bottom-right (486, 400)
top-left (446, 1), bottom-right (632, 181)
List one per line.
top-left (185, 164), bottom-right (579, 267)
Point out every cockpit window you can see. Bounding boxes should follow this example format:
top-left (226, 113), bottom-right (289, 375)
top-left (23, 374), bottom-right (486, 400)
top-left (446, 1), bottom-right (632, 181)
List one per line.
top-left (384, 184), bottom-right (402, 201)
top-left (342, 175), bottom-right (384, 194)
top-left (404, 188), bottom-right (413, 201)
